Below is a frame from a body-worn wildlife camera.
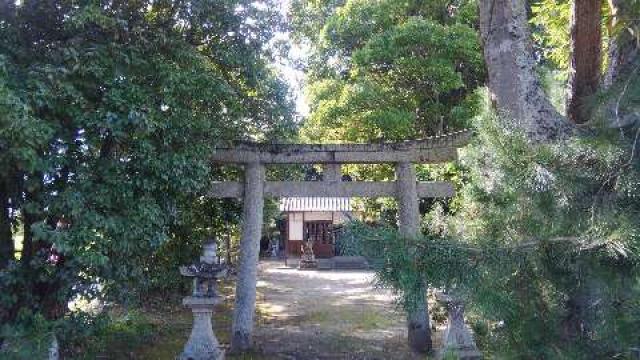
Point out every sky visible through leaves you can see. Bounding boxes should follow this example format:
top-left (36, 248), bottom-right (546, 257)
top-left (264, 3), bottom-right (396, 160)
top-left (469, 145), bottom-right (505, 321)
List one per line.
top-left (275, 0), bottom-right (310, 116)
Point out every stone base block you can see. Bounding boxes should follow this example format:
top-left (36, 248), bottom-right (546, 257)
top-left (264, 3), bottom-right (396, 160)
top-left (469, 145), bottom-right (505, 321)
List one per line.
top-left (298, 260), bottom-right (318, 270)
top-left (179, 347), bottom-right (224, 360)
top-left (438, 347), bottom-right (482, 360)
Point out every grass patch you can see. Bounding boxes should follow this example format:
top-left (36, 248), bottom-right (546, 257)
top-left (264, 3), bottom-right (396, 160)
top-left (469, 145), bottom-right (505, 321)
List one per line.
top-left (80, 311), bottom-right (160, 359)
top-left (77, 281), bottom-right (256, 359)
top-left (304, 306), bottom-right (396, 332)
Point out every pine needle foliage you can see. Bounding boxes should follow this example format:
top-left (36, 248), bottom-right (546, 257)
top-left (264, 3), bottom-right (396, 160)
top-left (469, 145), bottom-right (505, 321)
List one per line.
top-left (458, 100), bottom-right (640, 357)
top-left (341, 89), bottom-right (640, 357)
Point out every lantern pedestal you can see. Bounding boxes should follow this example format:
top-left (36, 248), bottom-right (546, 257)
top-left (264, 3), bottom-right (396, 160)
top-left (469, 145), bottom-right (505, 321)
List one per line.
top-left (180, 296), bottom-right (224, 360)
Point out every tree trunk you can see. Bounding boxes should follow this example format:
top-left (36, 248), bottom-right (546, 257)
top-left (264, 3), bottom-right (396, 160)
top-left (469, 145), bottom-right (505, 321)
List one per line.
top-left (567, 0), bottom-right (602, 124)
top-left (21, 174), bottom-right (43, 264)
top-left (603, 0), bottom-right (638, 88)
top-left (0, 179), bottom-right (14, 268)
top-left (21, 206), bottom-right (36, 263)
top-left (479, 0), bottom-right (571, 140)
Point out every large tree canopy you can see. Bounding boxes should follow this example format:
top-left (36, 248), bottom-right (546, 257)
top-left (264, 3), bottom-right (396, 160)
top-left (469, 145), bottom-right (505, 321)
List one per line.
top-left (0, 0), bottom-right (294, 327)
top-left (292, 0), bottom-right (485, 143)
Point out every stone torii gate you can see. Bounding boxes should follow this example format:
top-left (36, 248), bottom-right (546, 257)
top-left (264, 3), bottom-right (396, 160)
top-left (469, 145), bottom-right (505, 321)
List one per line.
top-left (209, 130), bottom-right (470, 353)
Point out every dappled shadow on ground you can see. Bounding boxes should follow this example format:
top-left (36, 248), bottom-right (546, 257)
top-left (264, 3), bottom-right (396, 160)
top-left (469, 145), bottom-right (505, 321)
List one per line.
top-left (114, 261), bottom-right (435, 359)
top-left (248, 260), bottom-right (432, 359)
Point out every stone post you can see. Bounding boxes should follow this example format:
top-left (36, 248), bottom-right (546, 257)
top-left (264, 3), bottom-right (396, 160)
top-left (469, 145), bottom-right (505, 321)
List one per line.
top-left (181, 297), bottom-right (225, 360)
top-left (437, 293), bottom-right (482, 359)
top-left (396, 162), bottom-right (432, 353)
top-left (48, 334), bottom-right (59, 360)
top-left (231, 162), bottom-right (265, 352)
top-left (323, 163), bottom-right (341, 183)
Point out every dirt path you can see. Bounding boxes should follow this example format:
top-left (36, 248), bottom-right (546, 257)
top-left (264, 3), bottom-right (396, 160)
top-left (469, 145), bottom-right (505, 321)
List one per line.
top-left (249, 260), bottom-right (432, 359)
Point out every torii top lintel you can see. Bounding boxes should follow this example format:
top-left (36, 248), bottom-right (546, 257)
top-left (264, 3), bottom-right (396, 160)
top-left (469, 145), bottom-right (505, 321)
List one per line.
top-left (212, 130), bottom-right (471, 164)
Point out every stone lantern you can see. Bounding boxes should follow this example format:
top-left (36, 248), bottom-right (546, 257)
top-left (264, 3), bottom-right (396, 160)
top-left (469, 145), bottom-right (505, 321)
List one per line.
top-left (179, 240), bottom-right (227, 360)
top-left (436, 293), bottom-right (482, 360)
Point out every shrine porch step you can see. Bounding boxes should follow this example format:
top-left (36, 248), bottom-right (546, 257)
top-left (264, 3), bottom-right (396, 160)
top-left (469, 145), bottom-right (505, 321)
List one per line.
top-left (282, 256), bottom-right (369, 270)
top-left (332, 256), bottom-right (369, 270)
top-left (317, 259), bottom-right (334, 270)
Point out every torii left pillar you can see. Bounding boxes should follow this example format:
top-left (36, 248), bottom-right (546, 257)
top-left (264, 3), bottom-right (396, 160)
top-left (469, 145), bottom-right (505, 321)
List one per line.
top-left (231, 162), bottom-right (264, 352)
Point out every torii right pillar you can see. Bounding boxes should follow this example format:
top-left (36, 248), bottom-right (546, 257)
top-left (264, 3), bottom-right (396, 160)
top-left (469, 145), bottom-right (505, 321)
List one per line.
top-left (396, 162), bottom-right (432, 353)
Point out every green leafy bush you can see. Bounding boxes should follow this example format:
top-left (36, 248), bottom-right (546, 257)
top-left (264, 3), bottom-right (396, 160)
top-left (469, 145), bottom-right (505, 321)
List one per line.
top-left (0, 0), bottom-right (294, 353)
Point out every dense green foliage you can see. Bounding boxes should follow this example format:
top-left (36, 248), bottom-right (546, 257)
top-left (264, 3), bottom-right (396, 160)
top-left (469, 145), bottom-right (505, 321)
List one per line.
top-left (531, 0), bottom-right (640, 71)
top-left (343, 87), bottom-right (640, 357)
top-left (459, 95), bottom-right (640, 357)
top-left (291, 0), bottom-right (485, 142)
top-left (290, 0), bottom-right (482, 218)
top-left (2, 0), bottom-right (639, 357)
top-left (530, 0), bottom-right (576, 70)
top-left (0, 0), bottom-right (294, 353)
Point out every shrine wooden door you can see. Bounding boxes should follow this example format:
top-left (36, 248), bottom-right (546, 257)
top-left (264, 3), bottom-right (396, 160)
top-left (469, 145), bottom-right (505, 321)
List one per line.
top-left (304, 221), bottom-right (334, 258)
